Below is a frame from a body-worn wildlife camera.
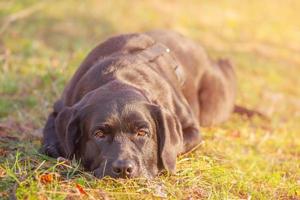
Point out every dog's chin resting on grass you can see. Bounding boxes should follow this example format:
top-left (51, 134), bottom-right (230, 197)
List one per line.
top-left (41, 30), bottom-right (236, 179)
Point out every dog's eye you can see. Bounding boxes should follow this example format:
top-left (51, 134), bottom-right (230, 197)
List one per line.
top-left (94, 130), bottom-right (105, 139)
top-left (136, 128), bottom-right (149, 137)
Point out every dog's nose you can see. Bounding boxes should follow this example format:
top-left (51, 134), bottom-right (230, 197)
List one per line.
top-left (112, 159), bottom-right (135, 178)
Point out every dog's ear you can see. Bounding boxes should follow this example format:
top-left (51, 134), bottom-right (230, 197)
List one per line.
top-left (149, 105), bottom-right (183, 174)
top-left (55, 107), bottom-right (81, 158)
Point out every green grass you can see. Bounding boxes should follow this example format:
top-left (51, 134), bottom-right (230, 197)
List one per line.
top-left (0, 0), bottom-right (299, 199)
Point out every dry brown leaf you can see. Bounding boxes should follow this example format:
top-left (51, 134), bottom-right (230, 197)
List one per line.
top-left (76, 184), bottom-right (88, 196)
top-left (0, 148), bottom-right (8, 156)
top-left (39, 173), bottom-right (55, 184)
top-left (0, 167), bottom-right (6, 178)
top-left (184, 187), bottom-right (208, 200)
top-left (231, 130), bottom-right (241, 138)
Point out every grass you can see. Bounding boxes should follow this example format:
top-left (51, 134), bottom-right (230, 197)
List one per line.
top-left (0, 0), bottom-right (299, 199)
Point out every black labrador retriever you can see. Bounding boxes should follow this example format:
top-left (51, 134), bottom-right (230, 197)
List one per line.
top-left (41, 30), bottom-right (236, 178)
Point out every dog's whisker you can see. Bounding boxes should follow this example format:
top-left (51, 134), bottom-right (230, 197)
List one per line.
top-left (102, 159), bottom-right (108, 178)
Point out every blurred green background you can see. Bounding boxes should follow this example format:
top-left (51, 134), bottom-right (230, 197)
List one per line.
top-left (0, 0), bottom-right (299, 199)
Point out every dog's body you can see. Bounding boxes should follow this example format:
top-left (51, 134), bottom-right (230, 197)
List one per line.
top-left (42, 30), bottom-right (236, 178)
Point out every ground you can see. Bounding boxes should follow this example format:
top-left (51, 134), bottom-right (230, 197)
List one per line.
top-left (0, 0), bottom-right (299, 199)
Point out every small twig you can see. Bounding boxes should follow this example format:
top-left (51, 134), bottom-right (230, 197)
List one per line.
top-left (0, 2), bottom-right (46, 35)
top-left (234, 105), bottom-right (270, 121)
top-left (43, 190), bottom-right (80, 196)
top-left (33, 160), bottom-right (46, 173)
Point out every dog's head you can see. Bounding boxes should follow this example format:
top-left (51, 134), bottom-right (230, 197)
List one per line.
top-left (55, 85), bottom-right (183, 178)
